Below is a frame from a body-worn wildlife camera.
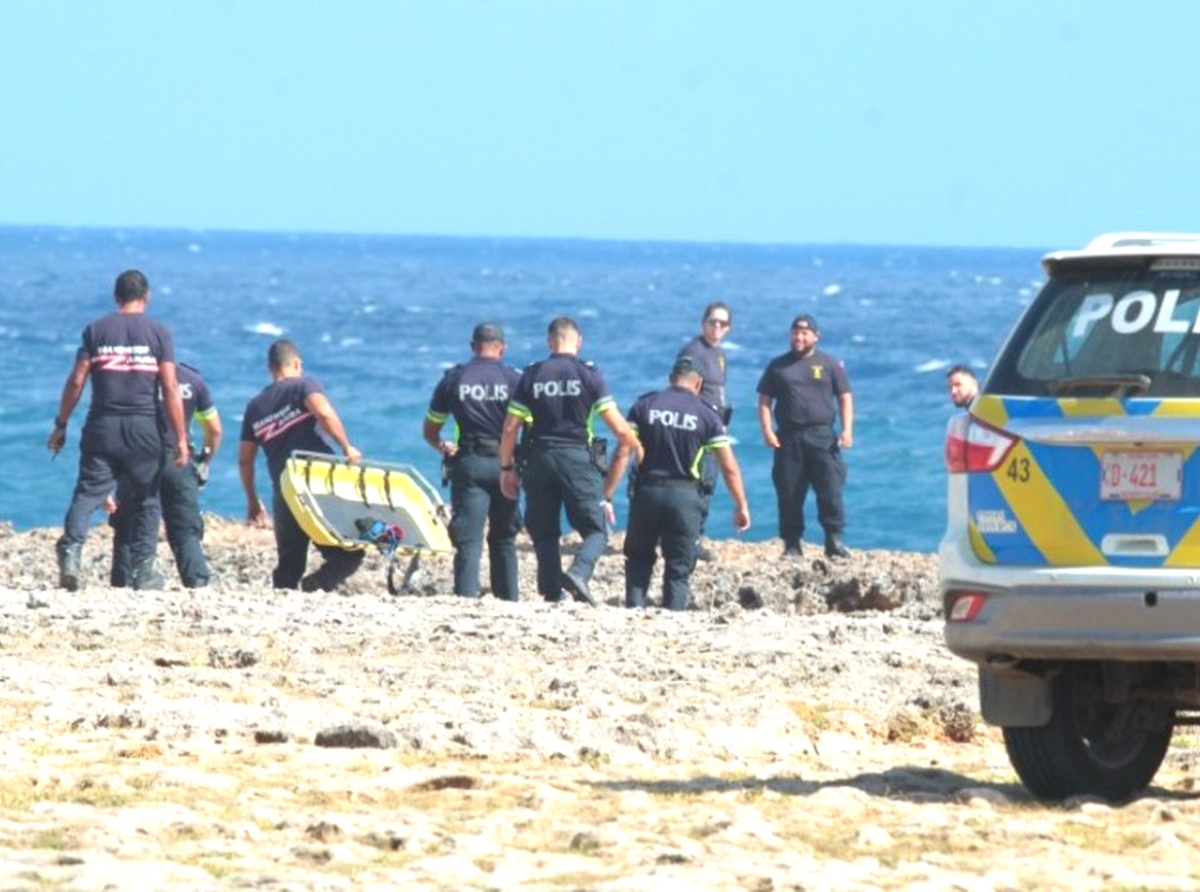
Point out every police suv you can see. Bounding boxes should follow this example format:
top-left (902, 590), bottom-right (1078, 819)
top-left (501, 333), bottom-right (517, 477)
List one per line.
top-left (942, 233), bottom-right (1200, 800)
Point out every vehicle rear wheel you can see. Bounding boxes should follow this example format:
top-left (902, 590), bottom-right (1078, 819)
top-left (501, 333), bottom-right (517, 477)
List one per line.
top-left (1002, 663), bottom-right (1173, 801)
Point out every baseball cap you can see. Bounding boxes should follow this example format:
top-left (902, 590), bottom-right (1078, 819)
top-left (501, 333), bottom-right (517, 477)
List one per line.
top-left (671, 355), bottom-right (704, 379)
top-left (471, 322), bottom-right (504, 343)
top-left (791, 313), bottom-right (819, 333)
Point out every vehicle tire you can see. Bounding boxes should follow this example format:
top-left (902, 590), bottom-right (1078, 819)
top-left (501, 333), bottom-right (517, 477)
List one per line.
top-left (1002, 663), bottom-right (1173, 801)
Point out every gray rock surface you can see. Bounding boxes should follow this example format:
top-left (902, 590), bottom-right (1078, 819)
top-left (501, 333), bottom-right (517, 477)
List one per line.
top-left (0, 518), bottom-right (1195, 890)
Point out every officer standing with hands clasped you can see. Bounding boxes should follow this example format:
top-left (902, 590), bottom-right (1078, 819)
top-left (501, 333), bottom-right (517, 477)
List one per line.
top-left (498, 316), bottom-right (643, 605)
top-left (608, 355), bottom-right (750, 611)
top-left (757, 313), bottom-right (854, 560)
top-left (423, 322), bottom-right (522, 600)
top-left (48, 269), bottom-right (189, 591)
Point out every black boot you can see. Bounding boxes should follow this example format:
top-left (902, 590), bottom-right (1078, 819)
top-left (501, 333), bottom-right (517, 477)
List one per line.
top-left (132, 556), bottom-right (166, 591)
top-left (56, 537), bottom-right (82, 591)
top-left (781, 539), bottom-right (803, 559)
top-left (824, 534), bottom-right (850, 560)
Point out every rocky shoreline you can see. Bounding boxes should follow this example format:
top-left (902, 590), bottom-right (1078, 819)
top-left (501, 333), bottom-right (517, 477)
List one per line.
top-left (0, 518), bottom-right (1198, 890)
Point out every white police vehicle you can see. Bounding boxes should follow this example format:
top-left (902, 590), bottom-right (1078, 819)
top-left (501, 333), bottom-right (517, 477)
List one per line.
top-left (941, 233), bottom-right (1200, 800)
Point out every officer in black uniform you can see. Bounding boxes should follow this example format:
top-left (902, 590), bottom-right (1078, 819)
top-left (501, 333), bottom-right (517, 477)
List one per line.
top-left (48, 269), bottom-right (189, 591)
top-left (609, 355), bottom-right (750, 611)
top-left (424, 322), bottom-right (522, 600)
top-left (239, 339), bottom-right (365, 591)
top-left (677, 301), bottom-right (733, 562)
top-left (497, 316), bottom-right (642, 605)
top-left (756, 313), bottom-right (854, 559)
top-left (110, 361), bottom-right (222, 588)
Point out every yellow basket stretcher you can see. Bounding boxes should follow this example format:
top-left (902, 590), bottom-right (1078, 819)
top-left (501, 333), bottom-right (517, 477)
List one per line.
top-left (280, 451), bottom-right (452, 593)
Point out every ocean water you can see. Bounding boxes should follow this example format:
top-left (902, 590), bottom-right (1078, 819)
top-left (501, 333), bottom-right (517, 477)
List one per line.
top-left (0, 226), bottom-right (1045, 552)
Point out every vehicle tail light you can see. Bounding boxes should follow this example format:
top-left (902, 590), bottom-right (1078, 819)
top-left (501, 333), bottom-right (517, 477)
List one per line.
top-left (947, 590), bottom-right (988, 622)
top-left (945, 414), bottom-right (1018, 474)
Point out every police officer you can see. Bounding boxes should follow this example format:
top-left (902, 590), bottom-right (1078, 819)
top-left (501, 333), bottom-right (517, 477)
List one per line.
top-left (609, 355), bottom-right (750, 611)
top-left (677, 301), bottom-right (733, 562)
top-left (48, 270), bottom-right (189, 591)
top-left (239, 339), bottom-right (365, 591)
top-left (757, 313), bottom-right (854, 559)
top-left (497, 316), bottom-right (642, 605)
top-left (110, 361), bottom-right (222, 588)
top-left (423, 322), bottom-right (522, 600)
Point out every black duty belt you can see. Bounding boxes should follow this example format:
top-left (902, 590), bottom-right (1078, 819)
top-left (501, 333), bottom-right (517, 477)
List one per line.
top-left (779, 423), bottom-right (833, 434)
top-left (533, 440), bottom-right (588, 451)
top-left (458, 438), bottom-right (500, 457)
top-left (638, 477), bottom-right (700, 489)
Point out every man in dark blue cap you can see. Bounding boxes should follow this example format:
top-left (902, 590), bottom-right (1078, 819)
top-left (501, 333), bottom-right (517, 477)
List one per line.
top-left (756, 313), bottom-right (854, 559)
top-left (424, 322), bottom-right (522, 600)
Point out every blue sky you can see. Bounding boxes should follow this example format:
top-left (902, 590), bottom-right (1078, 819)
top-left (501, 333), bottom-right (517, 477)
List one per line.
top-left (2, 1), bottom-right (1197, 249)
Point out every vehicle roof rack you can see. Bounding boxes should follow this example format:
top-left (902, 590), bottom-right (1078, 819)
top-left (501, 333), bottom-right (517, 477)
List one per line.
top-left (1043, 232), bottom-right (1200, 273)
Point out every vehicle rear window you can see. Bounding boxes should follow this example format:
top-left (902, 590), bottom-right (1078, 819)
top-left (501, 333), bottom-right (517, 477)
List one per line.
top-left (988, 263), bottom-right (1200, 397)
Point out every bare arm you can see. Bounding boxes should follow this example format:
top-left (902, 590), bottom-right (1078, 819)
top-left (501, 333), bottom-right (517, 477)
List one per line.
top-left (158, 361), bottom-right (189, 468)
top-left (498, 414), bottom-right (523, 500)
top-left (713, 446), bottom-right (751, 532)
top-left (600, 405), bottom-right (643, 466)
top-left (238, 440), bottom-right (269, 527)
top-left (838, 392), bottom-right (854, 448)
top-left (605, 440), bottom-right (633, 503)
top-left (48, 356), bottom-right (90, 455)
top-left (306, 392), bottom-right (361, 463)
top-left (423, 418), bottom-right (458, 458)
top-left (202, 411), bottom-right (223, 456)
top-left (758, 394), bottom-right (780, 449)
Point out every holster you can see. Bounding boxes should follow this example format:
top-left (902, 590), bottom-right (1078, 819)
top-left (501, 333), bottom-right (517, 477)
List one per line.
top-left (514, 435), bottom-right (533, 475)
top-left (589, 437), bottom-right (610, 475)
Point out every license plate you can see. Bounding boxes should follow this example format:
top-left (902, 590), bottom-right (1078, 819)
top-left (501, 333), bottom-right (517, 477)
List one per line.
top-left (1100, 451), bottom-right (1182, 501)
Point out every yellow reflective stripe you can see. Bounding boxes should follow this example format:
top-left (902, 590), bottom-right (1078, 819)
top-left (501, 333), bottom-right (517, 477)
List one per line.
top-left (507, 403), bottom-right (533, 423)
top-left (425, 410), bottom-right (449, 424)
top-left (1058, 397), bottom-right (1125, 417)
top-left (968, 520), bottom-right (996, 564)
top-left (194, 406), bottom-right (219, 422)
top-left (993, 440), bottom-right (1104, 564)
top-left (1165, 513), bottom-right (1200, 567)
top-left (1152, 400), bottom-right (1200, 417)
top-left (971, 394), bottom-right (1009, 428)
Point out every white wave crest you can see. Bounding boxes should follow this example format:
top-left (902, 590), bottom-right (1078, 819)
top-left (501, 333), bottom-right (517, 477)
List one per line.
top-left (244, 322), bottom-right (284, 337)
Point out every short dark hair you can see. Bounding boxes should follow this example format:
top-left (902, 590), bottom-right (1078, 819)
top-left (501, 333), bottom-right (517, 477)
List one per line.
top-left (702, 301), bottom-right (731, 325)
top-left (947, 364), bottom-right (977, 380)
top-left (268, 339), bottom-right (301, 372)
top-left (472, 322), bottom-right (504, 344)
top-left (671, 354), bottom-right (704, 384)
top-left (548, 316), bottom-right (579, 341)
top-left (114, 270), bottom-right (149, 305)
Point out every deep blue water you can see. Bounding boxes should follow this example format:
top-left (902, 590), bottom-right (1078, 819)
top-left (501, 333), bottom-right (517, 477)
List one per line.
top-left (0, 226), bottom-right (1044, 552)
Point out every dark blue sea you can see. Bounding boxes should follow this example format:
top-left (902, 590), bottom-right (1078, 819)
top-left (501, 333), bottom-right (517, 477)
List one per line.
top-left (0, 226), bottom-right (1045, 552)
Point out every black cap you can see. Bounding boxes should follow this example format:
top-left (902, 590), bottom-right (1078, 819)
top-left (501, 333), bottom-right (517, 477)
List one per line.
top-left (471, 322), bottom-right (504, 344)
top-left (791, 313), bottom-right (819, 333)
top-left (671, 354), bottom-right (704, 380)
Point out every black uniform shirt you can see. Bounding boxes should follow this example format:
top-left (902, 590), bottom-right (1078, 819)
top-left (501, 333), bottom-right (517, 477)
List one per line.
top-left (627, 385), bottom-right (730, 481)
top-left (160, 363), bottom-right (216, 448)
top-left (756, 348), bottom-right (851, 430)
top-left (677, 335), bottom-right (728, 412)
top-left (507, 353), bottom-right (615, 445)
top-left (426, 357), bottom-right (520, 443)
top-left (240, 375), bottom-right (335, 486)
top-left (76, 312), bottom-right (176, 417)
